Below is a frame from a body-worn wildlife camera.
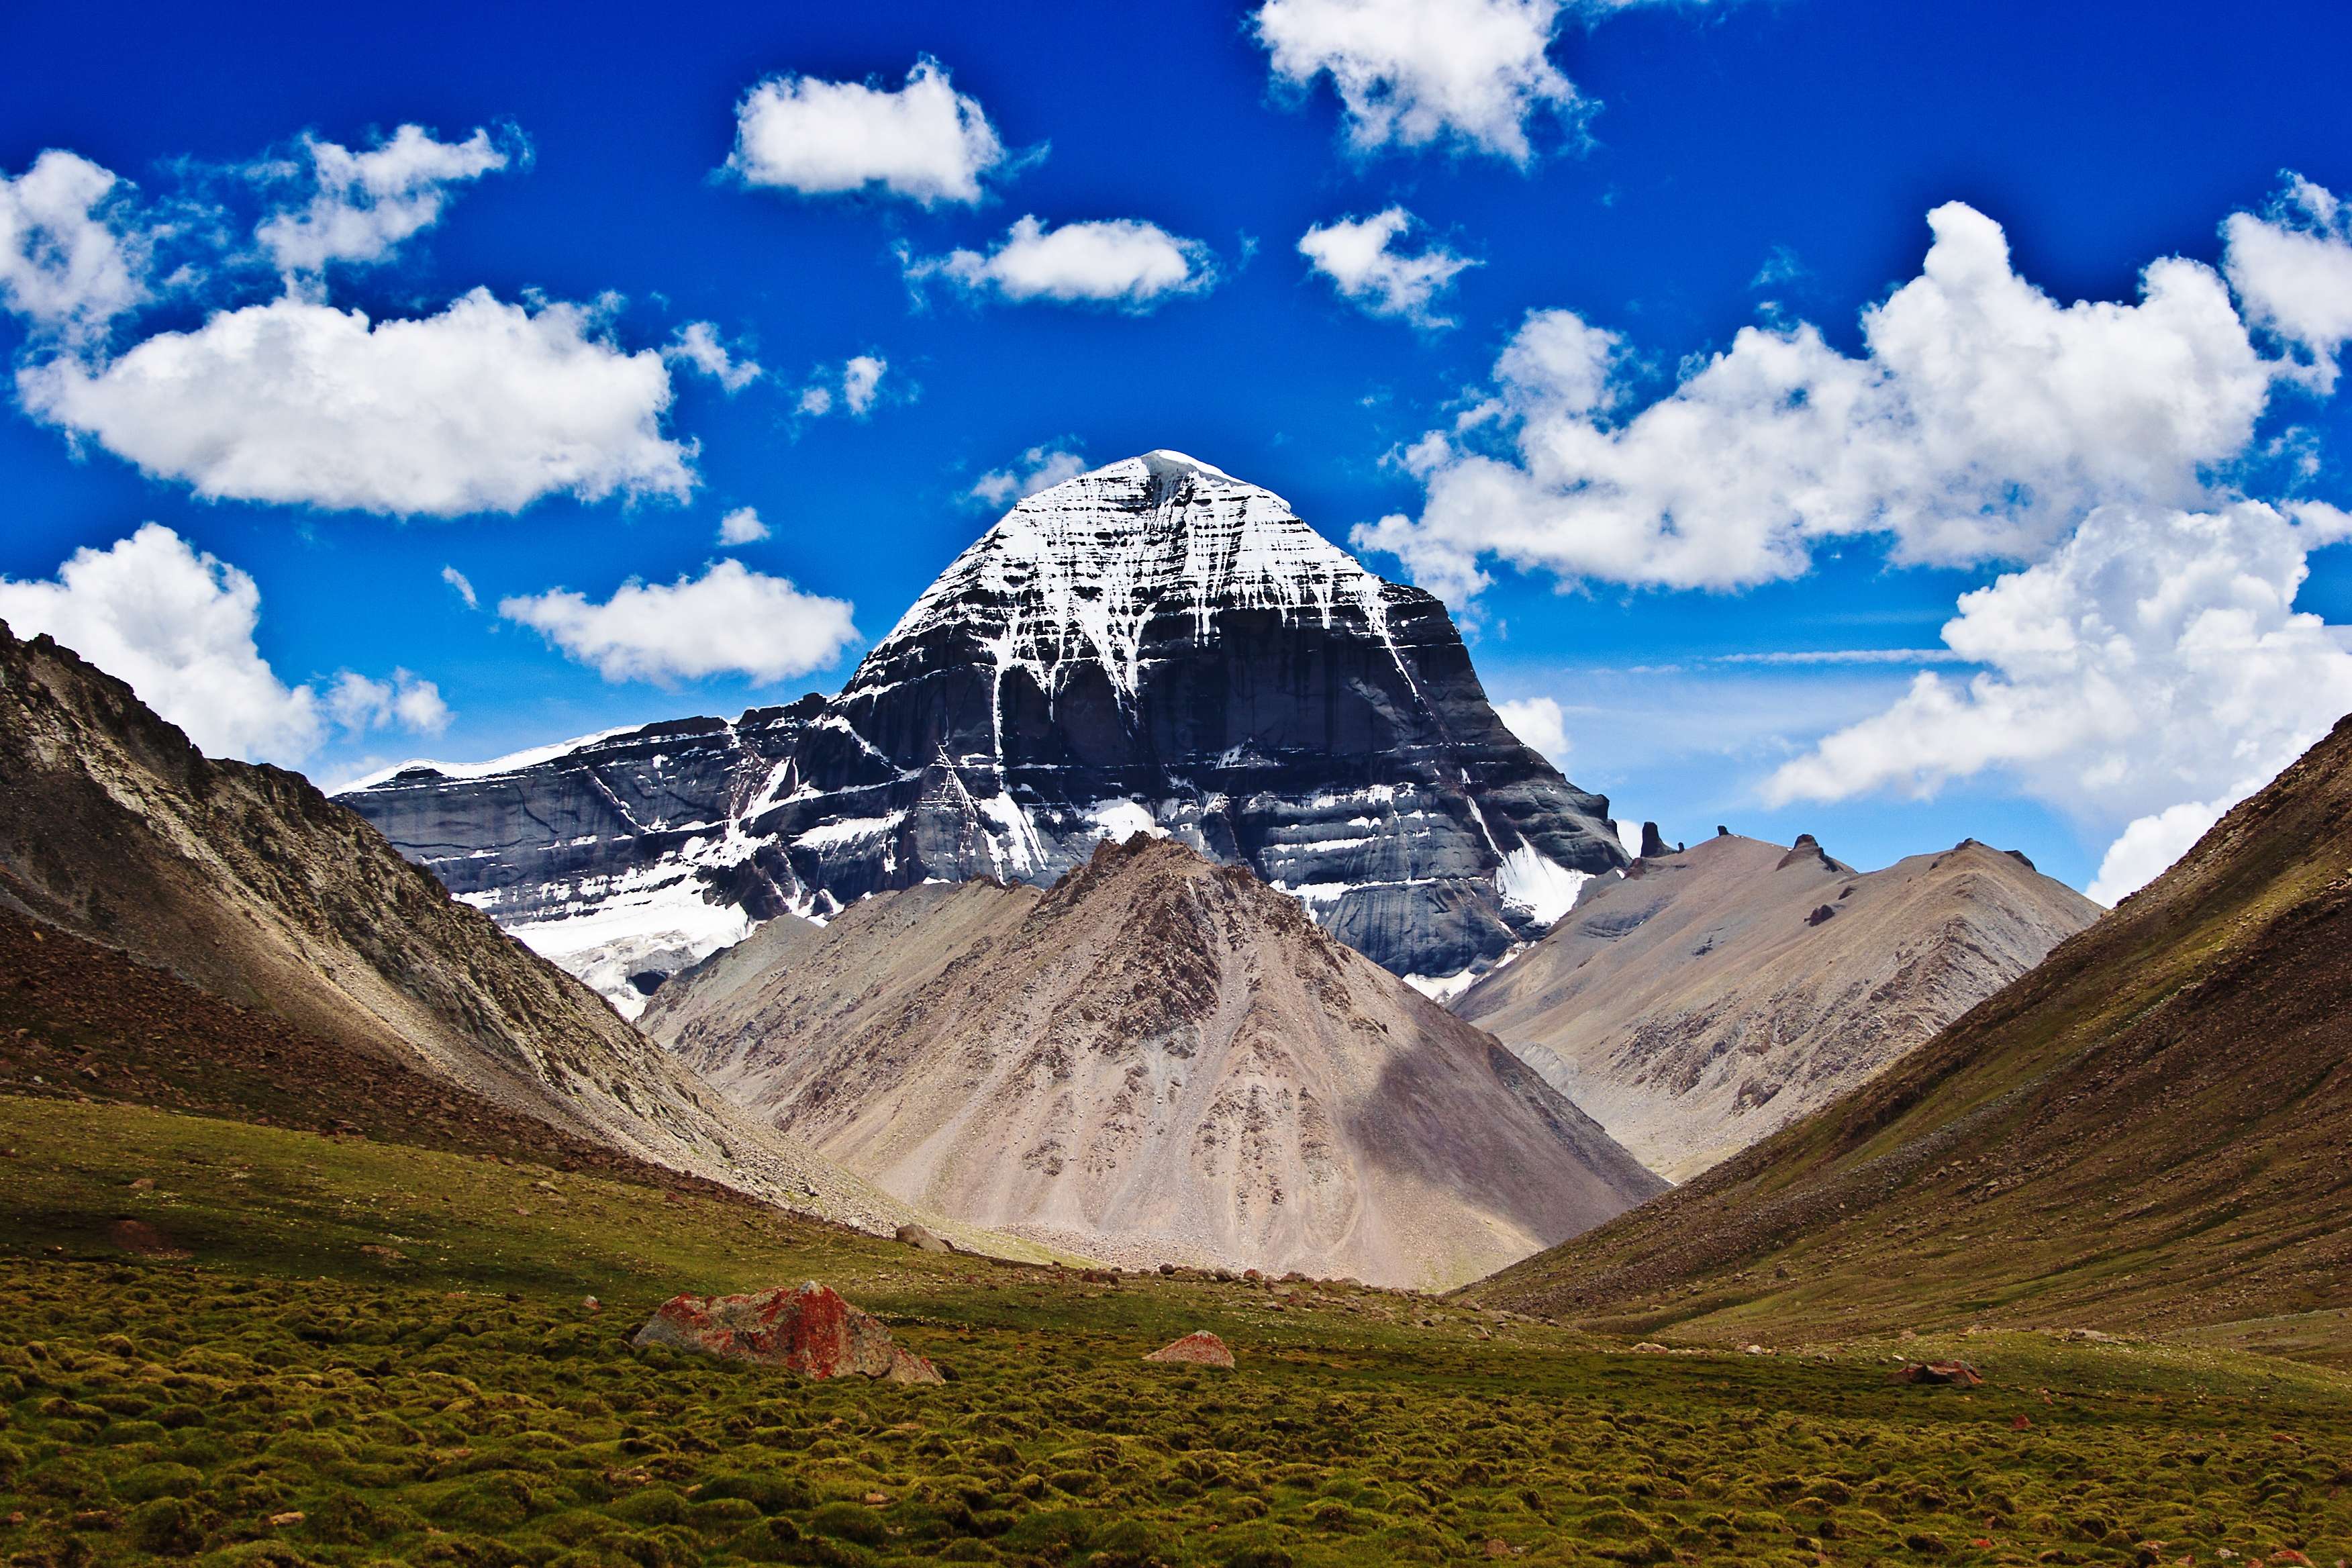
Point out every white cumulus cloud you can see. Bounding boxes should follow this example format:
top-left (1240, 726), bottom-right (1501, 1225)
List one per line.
top-left (1498, 695), bottom-right (1569, 763)
top-left (0, 524), bottom-right (319, 761)
top-left (1763, 500), bottom-right (2352, 903)
top-left (1298, 207), bottom-right (1477, 326)
top-left (2223, 173), bottom-right (2352, 392)
top-left (0, 150), bottom-right (146, 342)
top-left (2085, 800), bottom-right (2230, 908)
top-left (1357, 180), bottom-right (2352, 903)
top-left (501, 559), bottom-right (857, 684)
top-left (903, 215), bottom-right (1216, 311)
top-left (716, 506), bottom-right (770, 545)
top-left (665, 321), bottom-right (763, 392)
top-left (1358, 201), bottom-right (2288, 601)
top-left (841, 354), bottom-right (886, 414)
top-left (0, 524), bottom-right (453, 765)
top-left (971, 444), bottom-right (1087, 507)
top-left (18, 288), bottom-right (693, 516)
top-left (326, 668), bottom-right (450, 736)
top-left (255, 124), bottom-right (514, 276)
top-left (1254, 0), bottom-right (1583, 165)
top-left (796, 354), bottom-right (889, 418)
top-left (727, 58), bottom-right (1012, 207)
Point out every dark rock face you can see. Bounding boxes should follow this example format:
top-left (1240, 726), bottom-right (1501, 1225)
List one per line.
top-left (341, 452), bottom-right (1624, 1008)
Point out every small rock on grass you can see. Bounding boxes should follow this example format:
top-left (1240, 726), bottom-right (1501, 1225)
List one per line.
top-left (894, 1223), bottom-right (952, 1253)
top-left (1144, 1331), bottom-right (1234, 1368)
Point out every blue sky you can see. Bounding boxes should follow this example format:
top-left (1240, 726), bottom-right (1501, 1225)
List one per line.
top-left (4, 0), bottom-right (2351, 899)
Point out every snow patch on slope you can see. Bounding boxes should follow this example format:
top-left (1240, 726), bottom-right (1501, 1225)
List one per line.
top-left (343, 726), bottom-right (644, 792)
top-left (1084, 797), bottom-right (1168, 844)
top-left (495, 877), bottom-right (754, 1020)
top-left (1403, 969), bottom-right (1480, 1005)
top-left (1496, 843), bottom-right (1591, 926)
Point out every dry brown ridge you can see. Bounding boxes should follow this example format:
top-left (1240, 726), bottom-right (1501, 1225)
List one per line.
top-left (0, 620), bottom-right (926, 1236)
top-left (1465, 713), bottom-right (2352, 1349)
top-left (1456, 832), bottom-right (2099, 1179)
top-left (644, 835), bottom-right (1665, 1289)
top-left (0, 903), bottom-right (769, 1207)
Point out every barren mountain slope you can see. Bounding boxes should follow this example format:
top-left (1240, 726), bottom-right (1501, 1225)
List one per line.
top-left (0, 903), bottom-right (781, 1205)
top-left (644, 836), bottom-right (1665, 1289)
top-left (1463, 716), bottom-right (2352, 1345)
top-left (1457, 834), bottom-right (2100, 1179)
top-left (645, 883), bottom-right (1007, 1038)
top-left (0, 622), bottom-right (925, 1236)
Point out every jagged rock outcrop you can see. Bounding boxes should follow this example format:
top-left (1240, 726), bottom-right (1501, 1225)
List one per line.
top-left (340, 452), bottom-right (1624, 1010)
top-left (0, 619), bottom-right (926, 1235)
top-left (642, 835), bottom-right (1665, 1290)
top-left (1455, 834), bottom-right (2100, 1181)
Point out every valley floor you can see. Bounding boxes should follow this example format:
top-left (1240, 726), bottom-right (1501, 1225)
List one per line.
top-left (1, 1095), bottom-right (2348, 1567)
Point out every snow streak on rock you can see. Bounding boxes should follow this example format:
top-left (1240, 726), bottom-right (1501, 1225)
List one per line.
top-left (342, 452), bottom-right (1625, 1005)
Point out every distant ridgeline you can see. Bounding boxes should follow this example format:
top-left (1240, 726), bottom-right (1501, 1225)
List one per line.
top-left (341, 452), bottom-right (1626, 1012)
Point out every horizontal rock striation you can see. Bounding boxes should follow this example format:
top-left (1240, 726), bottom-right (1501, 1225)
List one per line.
top-left (340, 452), bottom-right (1623, 1008)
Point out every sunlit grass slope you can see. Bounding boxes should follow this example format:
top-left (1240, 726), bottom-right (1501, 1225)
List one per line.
top-left (3, 1094), bottom-right (2349, 1567)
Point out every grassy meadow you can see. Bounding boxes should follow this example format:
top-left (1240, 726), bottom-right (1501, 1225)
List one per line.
top-left (1, 1094), bottom-right (2347, 1567)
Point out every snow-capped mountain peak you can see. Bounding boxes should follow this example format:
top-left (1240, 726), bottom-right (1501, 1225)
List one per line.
top-left (866, 453), bottom-right (1398, 707)
top-left (344, 451), bottom-right (1626, 1007)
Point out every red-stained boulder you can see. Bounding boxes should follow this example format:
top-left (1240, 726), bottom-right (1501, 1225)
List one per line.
top-left (634, 1281), bottom-right (942, 1383)
top-left (1143, 1330), bottom-right (1234, 1367)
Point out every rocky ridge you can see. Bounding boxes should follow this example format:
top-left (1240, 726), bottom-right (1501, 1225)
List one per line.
top-left (340, 452), bottom-right (1625, 1010)
top-left (1455, 832), bottom-right (2101, 1180)
top-left (0, 619), bottom-right (934, 1238)
top-left (642, 834), bottom-right (1665, 1290)
top-left (1465, 714), bottom-right (2352, 1340)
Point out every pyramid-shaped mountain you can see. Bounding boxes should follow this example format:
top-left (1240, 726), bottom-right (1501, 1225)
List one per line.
top-left (644, 834), bottom-right (1666, 1290)
top-left (344, 452), bottom-right (1625, 1008)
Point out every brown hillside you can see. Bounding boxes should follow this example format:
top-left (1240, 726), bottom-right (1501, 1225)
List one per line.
top-left (1465, 714), bottom-right (2352, 1351)
top-left (1456, 834), bottom-right (2099, 1179)
top-left (0, 904), bottom-right (757, 1204)
top-left (0, 621), bottom-right (913, 1232)
top-left (646, 836), bottom-right (1665, 1289)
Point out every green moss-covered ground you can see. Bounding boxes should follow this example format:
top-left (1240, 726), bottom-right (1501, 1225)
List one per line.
top-left (3, 1093), bottom-right (2349, 1567)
